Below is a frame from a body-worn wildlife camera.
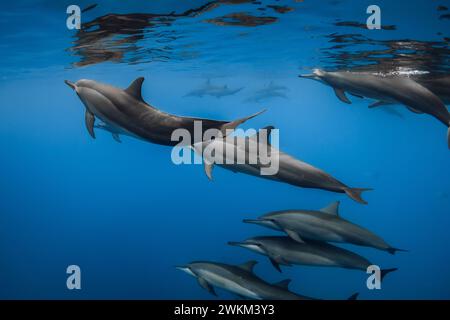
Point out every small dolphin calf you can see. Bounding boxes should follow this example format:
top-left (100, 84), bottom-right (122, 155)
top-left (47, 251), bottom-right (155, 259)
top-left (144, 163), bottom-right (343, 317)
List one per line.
top-left (177, 260), bottom-right (357, 300)
top-left (299, 69), bottom-right (450, 148)
top-left (244, 201), bottom-right (406, 254)
top-left (192, 128), bottom-right (371, 204)
top-left (94, 122), bottom-right (142, 143)
top-left (228, 236), bottom-right (396, 281)
top-left (65, 78), bottom-right (262, 146)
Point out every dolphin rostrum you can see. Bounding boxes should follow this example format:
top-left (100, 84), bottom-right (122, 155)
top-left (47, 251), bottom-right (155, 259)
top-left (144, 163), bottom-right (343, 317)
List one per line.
top-left (243, 201), bottom-right (407, 254)
top-left (65, 78), bottom-right (263, 146)
top-left (299, 69), bottom-right (450, 148)
top-left (228, 236), bottom-right (397, 281)
top-left (177, 260), bottom-right (358, 300)
top-left (192, 127), bottom-right (371, 204)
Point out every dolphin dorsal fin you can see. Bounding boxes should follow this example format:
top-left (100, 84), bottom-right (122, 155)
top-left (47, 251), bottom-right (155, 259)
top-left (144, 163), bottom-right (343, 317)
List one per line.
top-left (125, 77), bottom-right (145, 102)
top-left (320, 201), bottom-right (340, 216)
top-left (238, 260), bottom-right (257, 273)
top-left (273, 279), bottom-right (291, 290)
top-left (249, 126), bottom-right (274, 145)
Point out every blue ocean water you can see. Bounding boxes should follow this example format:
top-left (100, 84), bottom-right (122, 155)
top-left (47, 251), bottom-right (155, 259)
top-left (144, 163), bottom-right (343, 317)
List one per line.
top-left (0, 0), bottom-right (449, 299)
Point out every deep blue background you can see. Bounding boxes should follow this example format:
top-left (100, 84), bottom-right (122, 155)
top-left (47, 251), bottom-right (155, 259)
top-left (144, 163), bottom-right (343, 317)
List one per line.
top-left (0, 0), bottom-right (449, 299)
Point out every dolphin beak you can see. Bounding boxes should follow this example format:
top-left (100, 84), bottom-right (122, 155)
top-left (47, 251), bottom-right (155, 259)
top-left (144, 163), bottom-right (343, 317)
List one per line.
top-left (298, 73), bottom-right (316, 79)
top-left (227, 241), bottom-right (243, 247)
top-left (64, 80), bottom-right (77, 90)
top-left (242, 219), bottom-right (261, 224)
top-left (176, 265), bottom-right (196, 277)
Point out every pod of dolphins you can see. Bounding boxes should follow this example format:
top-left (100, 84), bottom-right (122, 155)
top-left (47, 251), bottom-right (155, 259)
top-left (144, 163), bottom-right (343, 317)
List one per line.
top-left (64, 66), bottom-right (449, 299)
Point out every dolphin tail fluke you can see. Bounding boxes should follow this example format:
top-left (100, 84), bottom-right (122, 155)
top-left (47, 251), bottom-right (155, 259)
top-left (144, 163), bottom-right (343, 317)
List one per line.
top-left (387, 247), bottom-right (408, 255)
top-left (221, 109), bottom-right (266, 135)
top-left (347, 293), bottom-right (359, 300)
top-left (380, 268), bottom-right (398, 282)
top-left (343, 188), bottom-right (372, 204)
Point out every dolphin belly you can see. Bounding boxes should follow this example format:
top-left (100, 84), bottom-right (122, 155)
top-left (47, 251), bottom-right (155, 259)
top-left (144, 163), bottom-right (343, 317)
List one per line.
top-left (198, 270), bottom-right (261, 300)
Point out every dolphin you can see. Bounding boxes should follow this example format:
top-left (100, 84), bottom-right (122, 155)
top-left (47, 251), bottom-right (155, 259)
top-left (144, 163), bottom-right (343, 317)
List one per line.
top-left (177, 260), bottom-right (358, 300)
top-left (243, 201), bottom-right (407, 254)
top-left (192, 127), bottom-right (371, 204)
top-left (228, 236), bottom-right (397, 281)
top-left (185, 79), bottom-right (244, 98)
top-left (245, 91), bottom-right (287, 103)
top-left (299, 69), bottom-right (450, 148)
top-left (65, 77), bottom-right (263, 146)
top-left (245, 81), bottom-right (289, 103)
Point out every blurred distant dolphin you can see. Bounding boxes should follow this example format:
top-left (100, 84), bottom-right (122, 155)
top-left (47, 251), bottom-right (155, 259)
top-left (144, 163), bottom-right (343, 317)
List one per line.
top-left (192, 127), bottom-right (372, 204)
top-left (243, 201), bottom-right (407, 254)
top-left (299, 69), bottom-right (450, 148)
top-left (246, 81), bottom-right (288, 103)
top-left (65, 78), bottom-right (263, 146)
top-left (228, 236), bottom-right (397, 281)
top-left (185, 79), bottom-right (243, 98)
top-left (177, 260), bottom-right (358, 300)
top-left (245, 91), bottom-right (287, 103)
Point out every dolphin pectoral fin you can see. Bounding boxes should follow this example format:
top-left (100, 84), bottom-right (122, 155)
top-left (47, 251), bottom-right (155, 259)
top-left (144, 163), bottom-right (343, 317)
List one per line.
top-left (112, 133), bottom-right (122, 143)
top-left (369, 100), bottom-right (390, 108)
top-left (221, 109), bottom-right (266, 135)
top-left (349, 92), bottom-right (364, 98)
top-left (343, 187), bottom-right (372, 205)
top-left (269, 258), bottom-right (282, 273)
top-left (204, 162), bottom-right (214, 180)
top-left (85, 110), bottom-right (96, 139)
top-left (266, 251), bottom-right (291, 272)
top-left (334, 88), bottom-right (351, 104)
top-left (285, 229), bottom-right (305, 243)
top-left (447, 126), bottom-right (450, 149)
top-left (406, 106), bottom-right (424, 114)
top-left (197, 277), bottom-right (217, 296)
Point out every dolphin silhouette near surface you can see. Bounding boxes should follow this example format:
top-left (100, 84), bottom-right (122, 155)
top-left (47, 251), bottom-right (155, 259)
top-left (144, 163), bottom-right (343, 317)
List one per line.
top-left (65, 77), bottom-right (264, 146)
top-left (299, 69), bottom-right (450, 149)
